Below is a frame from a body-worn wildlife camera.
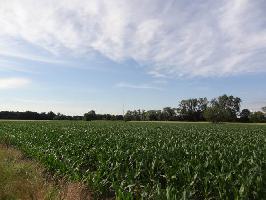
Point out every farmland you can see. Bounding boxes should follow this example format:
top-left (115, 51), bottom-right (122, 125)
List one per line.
top-left (0, 121), bottom-right (265, 199)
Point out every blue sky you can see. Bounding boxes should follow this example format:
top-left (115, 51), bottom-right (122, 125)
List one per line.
top-left (0, 0), bottom-right (265, 115)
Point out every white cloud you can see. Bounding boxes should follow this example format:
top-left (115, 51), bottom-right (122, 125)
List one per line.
top-left (0, 77), bottom-right (31, 89)
top-left (115, 82), bottom-right (162, 90)
top-left (0, 36), bottom-right (65, 64)
top-left (0, 0), bottom-right (265, 77)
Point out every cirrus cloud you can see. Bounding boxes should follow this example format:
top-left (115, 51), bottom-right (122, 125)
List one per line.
top-left (0, 0), bottom-right (265, 77)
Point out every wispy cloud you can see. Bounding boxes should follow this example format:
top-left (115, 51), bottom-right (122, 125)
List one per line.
top-left (0, 77), bottom-right (31, 89)
top-left (0, 0), bottom-right (265, 77)
top-left (148, 70), bottom-right (167, 78)
top-left (0, 59), bottom-right (37, 73)
top-left (0, 37), bottom-right (65, 64)
top-left (115, 82), bottom-right (163, 90)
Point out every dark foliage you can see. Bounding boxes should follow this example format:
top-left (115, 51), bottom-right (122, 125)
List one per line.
top-left (0, 95), bottom-right (265, 123)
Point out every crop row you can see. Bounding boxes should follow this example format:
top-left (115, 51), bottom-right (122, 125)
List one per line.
top-left (0, 121), bottom-right (265, 199)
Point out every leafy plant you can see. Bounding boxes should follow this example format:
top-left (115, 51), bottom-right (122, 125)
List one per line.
top-left (0, 121), bottom-right (265, 199)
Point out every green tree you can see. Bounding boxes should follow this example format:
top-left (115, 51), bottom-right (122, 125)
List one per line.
top-left (240, 109), bottom-right (251, 122)
top-left (47, 111), bottom-right (56, 120)
top-left (177, 98), bottom-right (208, 121)
top-left (203, 106), bottom-right (231, 123)
top-left (124, 111), bottom-right (132, 121)
top-left (84, 110), bottom-right (97, 121)
top-left (145, 110), bottom-right (159, 121)
top-left (162, 107), bottom-right (176, 120)
top-left (124, 110), bottom-right (143, 121)
top-left (250, 111), bottom-right (265, 123)
top-left (210, 95), bottom-right (241, 121)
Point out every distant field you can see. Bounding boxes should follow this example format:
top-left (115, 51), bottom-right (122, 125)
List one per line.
top-left (0, 121), bottom-right (265, 199)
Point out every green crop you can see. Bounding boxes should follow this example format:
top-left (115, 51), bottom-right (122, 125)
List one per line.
top-left (0, 121), bottom-right (265, 199)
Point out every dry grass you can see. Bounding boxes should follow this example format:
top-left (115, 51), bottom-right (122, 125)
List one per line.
top-left (0, 144), bottom-right (60, 200)
top-left (0, 145), bottom-right (93, 200)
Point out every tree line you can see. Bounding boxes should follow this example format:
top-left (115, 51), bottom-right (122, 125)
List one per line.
top-left (0, 94), bottom-right (265, 123)
top-left (0, 111), bottom-right (82, 120)
top-left (0, 110), bottom-right (123, 121)
top-left (124, 94), bottom-right (266, 123)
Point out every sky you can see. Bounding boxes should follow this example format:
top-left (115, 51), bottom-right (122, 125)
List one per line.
top-left (0, 0), bottom-right (265, 115)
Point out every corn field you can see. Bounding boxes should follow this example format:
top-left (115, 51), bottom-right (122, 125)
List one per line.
top-left (0, 121), bottom-right (265, 199)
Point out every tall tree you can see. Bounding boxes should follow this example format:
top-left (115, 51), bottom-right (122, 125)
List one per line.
top-left (124, 110), bottom-right (133, 121)
top-left (162, 107), bottom-right (176, 120)
top-left (210, 95), bottom-right (241, 121)
top-left (204, 107), bottom-right (231, 123)
top-left (47, 111), bottom-right (56, 120)
top-left (178, 98), bottom-right (208, 121)
top-left (145, 110), bottom-right (160, 121)
top-left (240, 109), bottom-right (251, 122)
top-left (84, 110), bottom-right (97, 121)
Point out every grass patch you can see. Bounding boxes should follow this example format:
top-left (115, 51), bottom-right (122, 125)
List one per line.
top-left (0, 145), bottom-right (60, 200)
